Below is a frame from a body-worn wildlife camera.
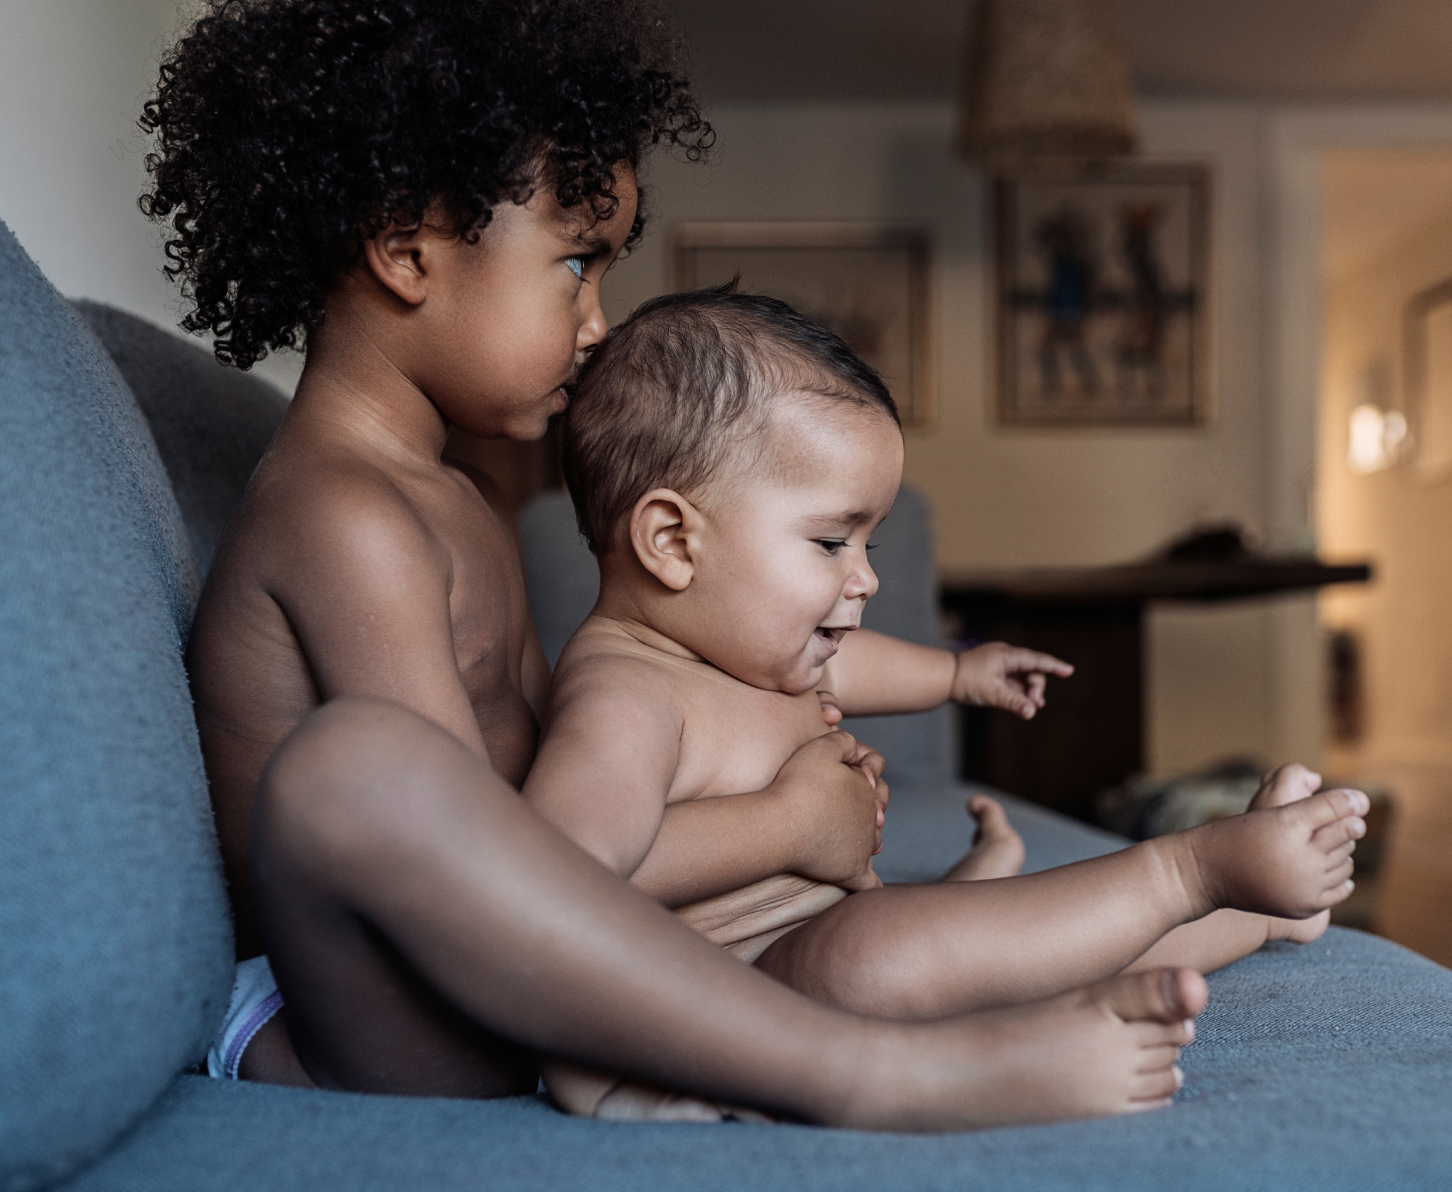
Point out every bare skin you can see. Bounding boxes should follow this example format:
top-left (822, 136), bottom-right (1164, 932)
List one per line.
top-left (255, 695), bottom-right (1206, 1127)
top-left (525, 396), bottom-right (1366, 1104)
top-left (189, 161), bottom-right (1205, 1127)
top-left (191, 170), bottom-right (884, 1091)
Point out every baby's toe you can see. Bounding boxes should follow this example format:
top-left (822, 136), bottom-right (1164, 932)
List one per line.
top-left (1313, 813), bottom-right (1366, 852)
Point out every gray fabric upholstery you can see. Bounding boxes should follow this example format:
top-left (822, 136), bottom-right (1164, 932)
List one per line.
top-left (517, 491), bottom-right (598, 668)
top-left (71, 301), bottom-right (289, 582)
top-left (60, 929), bottom-right (1452, 1192)
top-left (517, 485), bottom-right (955, 784)
top-left (0, 221), bottom-right (233, 1191)
top-left (838, 485), bottom-right (955, 784)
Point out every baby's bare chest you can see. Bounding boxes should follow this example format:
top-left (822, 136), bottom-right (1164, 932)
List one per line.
top-left (668, 679), bottom-right (831, 802)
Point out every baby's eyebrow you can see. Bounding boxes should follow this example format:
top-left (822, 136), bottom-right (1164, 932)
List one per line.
top-left (803, 510), bottom-right (880, 531)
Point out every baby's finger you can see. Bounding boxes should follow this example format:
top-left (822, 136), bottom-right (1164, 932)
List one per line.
top-left (816, 689), bottom-right (843, 726)
top-left (1026, 673), bottom-right (1047, 705)
top-left (1008, 648), bottom-right (1074, 678)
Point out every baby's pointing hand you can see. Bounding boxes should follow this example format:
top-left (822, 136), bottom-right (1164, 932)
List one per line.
top-left (952, 642), bottom-right (1074, 720)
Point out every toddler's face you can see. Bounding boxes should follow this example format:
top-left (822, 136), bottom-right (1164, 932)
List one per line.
top-left (421, 163), bottom-right (637, 440)
top-left (686, 398), bottom-right (904, 695)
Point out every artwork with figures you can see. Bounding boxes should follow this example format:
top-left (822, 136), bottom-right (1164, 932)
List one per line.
top-left (995, 164), bottom-right (1209, 426)
top-left (672, 223), bottom-right (933, 426)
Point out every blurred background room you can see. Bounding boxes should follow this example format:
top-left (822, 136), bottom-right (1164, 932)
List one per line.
top-left (3, 0), bottom-right (1450, 962)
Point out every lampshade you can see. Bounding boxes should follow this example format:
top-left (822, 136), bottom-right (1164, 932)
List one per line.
top-left (957, 0), bottom-right (1139, 174)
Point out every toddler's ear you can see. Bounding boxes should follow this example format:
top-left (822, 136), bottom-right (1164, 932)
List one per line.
top-left (361, 221), bottom-right (433, 307)
top-left (630, 490), bottom-right (698, 592)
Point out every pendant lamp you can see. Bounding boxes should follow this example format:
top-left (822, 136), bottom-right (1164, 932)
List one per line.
top-left (957, 0), bottom-right (1139, 174)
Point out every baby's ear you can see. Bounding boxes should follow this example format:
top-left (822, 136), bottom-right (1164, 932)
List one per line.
top-left (361, 220), bottom-right (432, 306)
top-left (630, 490), bottom-right (698, 592)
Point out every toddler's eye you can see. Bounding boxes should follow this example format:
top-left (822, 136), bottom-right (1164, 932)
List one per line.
top-left (565, 256), bottom-right (584, 279)
top-left (816, 539), bottom-right (847, 556)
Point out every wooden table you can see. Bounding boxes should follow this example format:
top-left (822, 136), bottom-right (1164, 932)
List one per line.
top-left (938, 558), bottom-right (1373, 823)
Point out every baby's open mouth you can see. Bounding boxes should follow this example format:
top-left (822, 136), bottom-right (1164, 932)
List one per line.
top-left (815, 626), bottom-right (848, 646)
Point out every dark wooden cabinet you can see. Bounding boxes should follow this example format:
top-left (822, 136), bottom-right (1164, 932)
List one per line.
top-left (940, 558), bottom-right (1372, 823)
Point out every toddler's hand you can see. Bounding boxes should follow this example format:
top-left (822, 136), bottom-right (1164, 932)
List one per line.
top-left (771, 730), bottom-right (887, 893)
top-left (953, 642), bottom-right (1073, 719)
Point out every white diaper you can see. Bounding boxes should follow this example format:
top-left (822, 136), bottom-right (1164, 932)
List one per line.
top-left (207, 955), bottom-right (284, 1079)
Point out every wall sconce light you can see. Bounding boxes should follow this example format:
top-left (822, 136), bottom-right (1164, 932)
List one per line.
top-left (956, 0), bottom-right (1139, 175)
top-left (1348, 404), bottom-right (1408, 474)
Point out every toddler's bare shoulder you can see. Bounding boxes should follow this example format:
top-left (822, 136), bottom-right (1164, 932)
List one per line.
top-left (220, 457), bottom-right (455, 623)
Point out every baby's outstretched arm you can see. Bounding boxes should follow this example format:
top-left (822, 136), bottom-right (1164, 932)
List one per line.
top-left (819, 630), bottom-right (1071, 720)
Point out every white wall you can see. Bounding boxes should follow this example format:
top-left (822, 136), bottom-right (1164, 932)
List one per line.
top-left (0, 0), bottom-right (300, 395)
top-left (610, 99), bottom-right (1296, 774)
top-left (15, 0), bottom-right (1439, 778)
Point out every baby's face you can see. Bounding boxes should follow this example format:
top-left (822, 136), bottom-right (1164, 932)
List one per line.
top-left (686, 398), bottom-right (904, 695)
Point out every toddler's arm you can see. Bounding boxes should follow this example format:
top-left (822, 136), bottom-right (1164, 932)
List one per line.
top-left (819, 630), bottom-right (1072, 720)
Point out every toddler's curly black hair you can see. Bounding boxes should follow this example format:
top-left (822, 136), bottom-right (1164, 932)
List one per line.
top-left (139, 0), bottom-right (711, 368)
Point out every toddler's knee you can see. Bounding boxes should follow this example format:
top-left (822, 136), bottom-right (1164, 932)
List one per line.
top-left (257, 697), bottom-right (451, 855)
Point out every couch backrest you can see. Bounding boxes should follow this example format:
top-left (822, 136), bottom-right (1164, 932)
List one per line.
top-left (517, 484), bottom-right (954, 785)
top-left (0, 221), bottom-right (233, 1190)
top-left (73, 301), bottom-right (289, 581)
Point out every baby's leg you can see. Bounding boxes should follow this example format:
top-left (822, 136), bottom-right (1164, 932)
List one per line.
top-left (942, 796), bottom-right (1026, 882)
top-left (756, 782), bottom-right (1366, 1020)
top-left (252, 696), bottom-right (1203, 1129)
top-left (1127, 763), bottom-right (1339, 974)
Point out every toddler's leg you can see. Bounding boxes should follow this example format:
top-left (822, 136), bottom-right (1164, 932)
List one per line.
top-left (756, 780), bottom-right (1366, 1020)
top-left (251, 696), bottom-right (1203, 1129)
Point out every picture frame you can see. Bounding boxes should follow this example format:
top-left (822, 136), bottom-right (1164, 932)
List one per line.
top-left (993, 163), bottom-right (1211, 427)
top-left (1403, 278), bottom-right (1452, 484)
top-left (671, 222), bottom-right (934, 427)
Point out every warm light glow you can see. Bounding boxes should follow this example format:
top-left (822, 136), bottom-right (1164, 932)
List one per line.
top-left (1348, 404), bottom-right (1407, 474)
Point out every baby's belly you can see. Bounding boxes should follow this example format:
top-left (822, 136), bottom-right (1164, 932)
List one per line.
top-left (673, 874), bottom-right (848, 964)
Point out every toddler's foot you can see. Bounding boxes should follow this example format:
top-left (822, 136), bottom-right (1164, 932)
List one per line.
top-left (845, 967), bottom-right (1206, 1131)
top-left (1175, 784), bottom-right (1368, 921)
top-left (543, 1061), bottom-right (774, 1124)
top-left (943, 796), bottom-right (1026, 882)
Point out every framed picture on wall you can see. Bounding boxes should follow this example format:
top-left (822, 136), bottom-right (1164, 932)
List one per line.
top-left (1404, 278), bottom-right (1452, 483)
top-left (994, 163), bottom-right (1210, 427)
top-left (671, 223), bottom-right (934, 427)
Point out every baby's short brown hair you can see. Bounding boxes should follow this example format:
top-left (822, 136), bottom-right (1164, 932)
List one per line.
top-left (562, 283), bottom-right (900, 554)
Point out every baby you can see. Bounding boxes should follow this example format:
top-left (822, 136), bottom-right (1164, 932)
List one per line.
top-left (527, 285), bottom-right (1368, 1113)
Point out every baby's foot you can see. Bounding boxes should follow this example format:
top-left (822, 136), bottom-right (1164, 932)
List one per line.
top-left (943, 796), bottom-right (1026, 881)
top-left (1267, 908), bottom-right (1331, 945)
top-left (845, 967), bottom-right (1206, 1131)
top-left (1176, 786), bottom-right (1368, 920)
top-left (1248, 762), bottom-right (1322, 811)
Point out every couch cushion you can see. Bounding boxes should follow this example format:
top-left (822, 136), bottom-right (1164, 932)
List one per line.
top-left (60, 927), bottom-right (1452, 1192)
top-left (0, 220), bottom-right (233, 1190)
top-left (72, 302), bottom-right (288, 581)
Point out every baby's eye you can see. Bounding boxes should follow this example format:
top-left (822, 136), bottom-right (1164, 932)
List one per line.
top-left (565, 256), bottom-right (584, 279)
top-left (866, 542), bottom-right (879, 551)
top-left (815, 539), bottom-right (847, 556)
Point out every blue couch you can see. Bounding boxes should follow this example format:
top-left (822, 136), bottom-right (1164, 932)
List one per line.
top-left (2, 216), bottom-right (1450, 1192)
